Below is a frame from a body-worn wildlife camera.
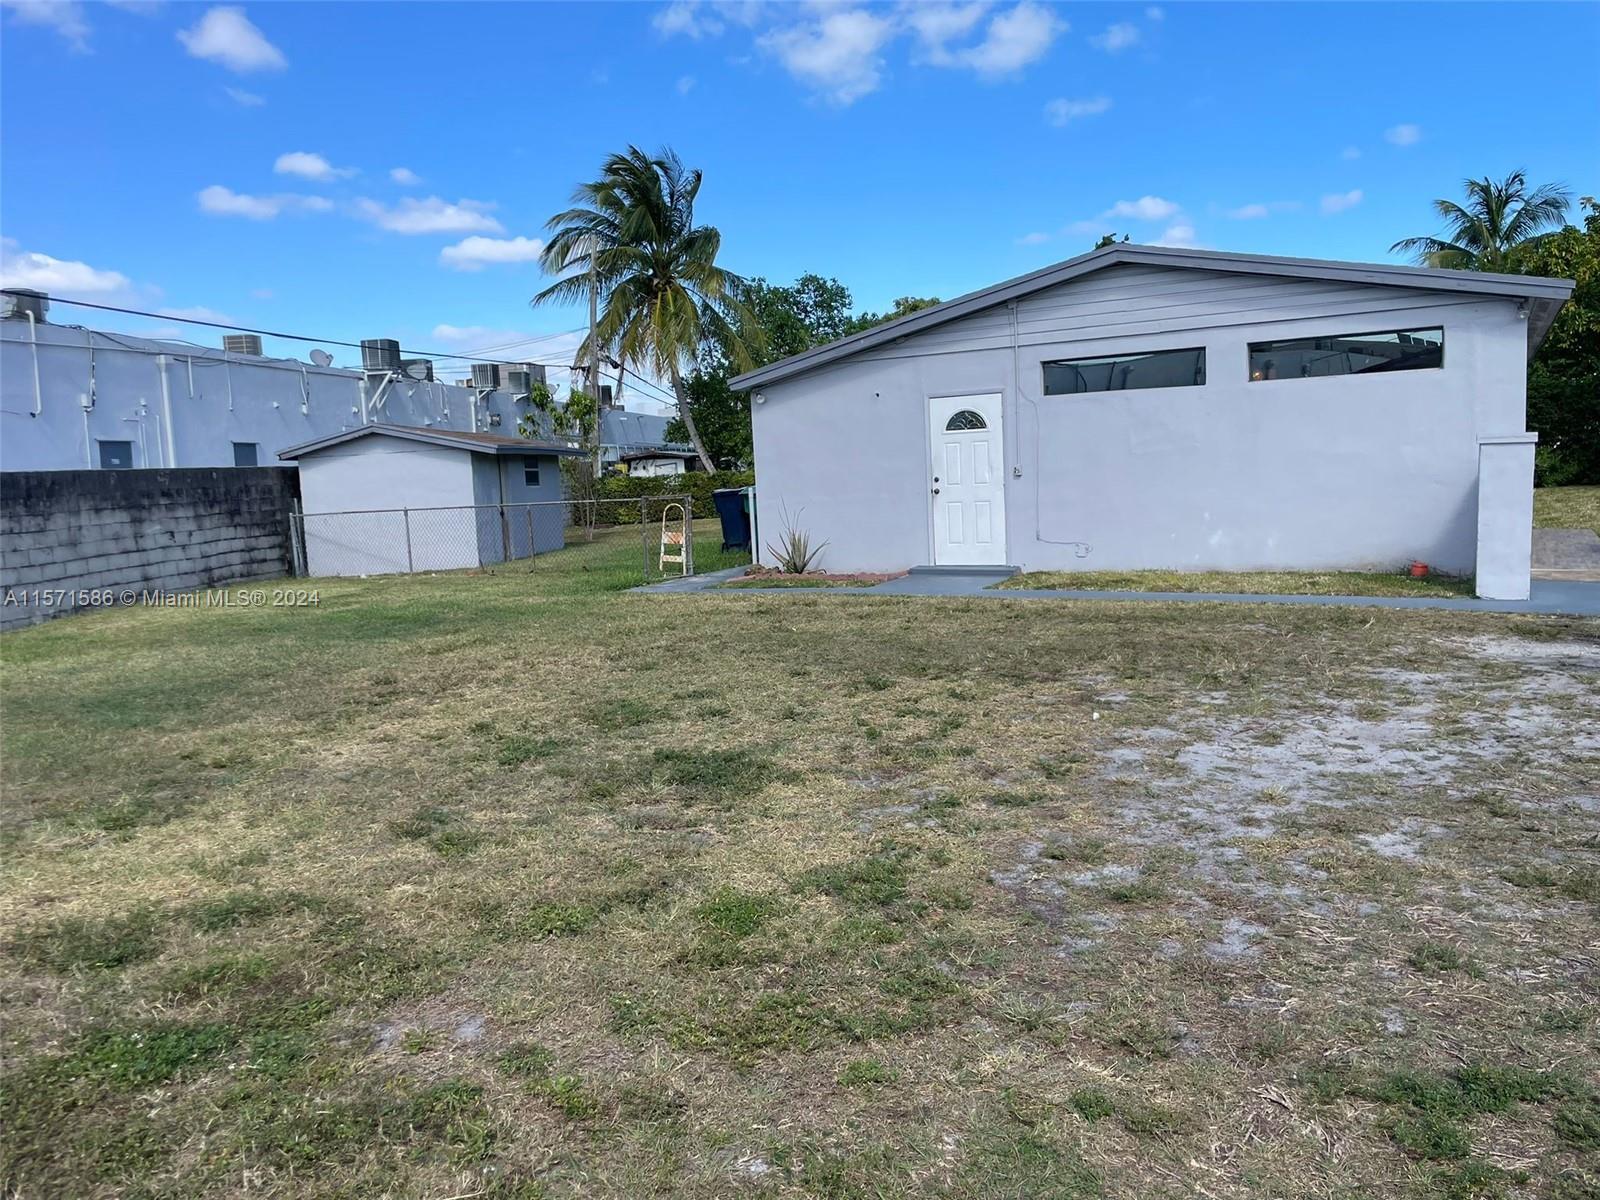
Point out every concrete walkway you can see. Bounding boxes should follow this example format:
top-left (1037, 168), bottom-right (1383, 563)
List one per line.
top-left (636, 566), bottom-right (1600, 617)
top-left (1533, 528), bottom-right (1600, 583)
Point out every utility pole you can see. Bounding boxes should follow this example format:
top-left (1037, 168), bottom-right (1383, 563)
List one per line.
top-left (587, 255), bottom-right (602, 477)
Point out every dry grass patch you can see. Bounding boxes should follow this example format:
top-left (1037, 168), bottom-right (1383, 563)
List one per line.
top-left (2, 572), bottom-right (1598, 1198)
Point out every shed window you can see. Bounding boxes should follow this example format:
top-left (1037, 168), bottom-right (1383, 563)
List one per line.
top-left (1248, 327), bottom-right (1442, 381)
top-left (945, 409), bottom-right (988, 431)
top-left (232, 442), bottom-right (259, 467)
top-left (1042, 347), bottom-right (1206, 395)
top-left (523, 458), bottom-right (540, 487)
top-left (98, 440), bottom-right (133, 469)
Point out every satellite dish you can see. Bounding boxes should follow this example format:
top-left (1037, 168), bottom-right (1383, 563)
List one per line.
top-left (309, 349), bottom-right (334, 368)
top-left (404, 361), bottom-right (432, 382)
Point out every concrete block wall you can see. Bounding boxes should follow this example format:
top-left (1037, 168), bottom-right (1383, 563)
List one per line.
top-left (0, 468), bottom-right (298, 629)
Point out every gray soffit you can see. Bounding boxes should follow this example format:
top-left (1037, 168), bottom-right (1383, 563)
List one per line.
top-left (278, 422), bottom-right (587, 461)
top-left (729, 243), bottom-right (1576, 391)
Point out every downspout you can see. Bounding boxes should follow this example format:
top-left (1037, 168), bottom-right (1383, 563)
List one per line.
top-left (24, 310), bottom-right (42, 416)
top-left (157, 355), bottom-right (177, 467)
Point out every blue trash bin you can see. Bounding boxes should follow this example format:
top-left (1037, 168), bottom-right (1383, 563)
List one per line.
top-left (712, 488), bottom-right (751, 551)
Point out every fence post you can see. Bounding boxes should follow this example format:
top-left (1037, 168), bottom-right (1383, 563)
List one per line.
top-left (288, 498), bottom-right (305, 576)
top-left (499, 503), bottom-right (509, 564)
top-left (640, 497), bottom-right (649, 581)
top-left (403, 508), bottom-right (414, 573)
top-left (526, 507), bottom-right (535, 564)
top-left (683, 495), bottom-right (694, 575)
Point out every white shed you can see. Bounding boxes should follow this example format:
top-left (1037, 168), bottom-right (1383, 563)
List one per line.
top-left (733, 245), bottom-right (1574, 600)
top-left (279, 423), bottom-right (585, 577)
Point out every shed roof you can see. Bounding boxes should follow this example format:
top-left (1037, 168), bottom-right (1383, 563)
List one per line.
top-left (278, 422), bottom-right (585, 461)
top-left (729, 243), bottom-right (1576, 391)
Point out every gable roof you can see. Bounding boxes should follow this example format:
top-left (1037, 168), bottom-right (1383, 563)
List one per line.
top-left (729, 243), bottom-right (1575, 392)
top-left (278, 422), bottom-right (586, 461)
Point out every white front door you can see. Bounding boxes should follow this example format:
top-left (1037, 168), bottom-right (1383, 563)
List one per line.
top-left (928, 392), bottom-right (1007, 566)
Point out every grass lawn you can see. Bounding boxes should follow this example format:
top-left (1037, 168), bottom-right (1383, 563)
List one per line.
top-left (997, 569), bottom-right (1476, 598)
top-left (3, 561), bottom-right (1598, 1198)
top-left (1535, 486), bottom-right (1600, 536)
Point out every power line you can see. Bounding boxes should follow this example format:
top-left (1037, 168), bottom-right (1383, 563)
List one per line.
top-left (39, 294), bottom-right (685, 408)
top-left (37, 295), bottom-right (589, 372)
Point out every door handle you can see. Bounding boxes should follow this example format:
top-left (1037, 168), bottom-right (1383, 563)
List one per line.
top-left (931, 487), bottom-right (940, 495)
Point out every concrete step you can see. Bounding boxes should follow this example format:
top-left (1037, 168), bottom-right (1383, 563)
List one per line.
top-left (907, 565), bottom-right (1020, 578)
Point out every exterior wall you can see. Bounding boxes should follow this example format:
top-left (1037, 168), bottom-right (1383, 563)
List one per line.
top-left (0, 319), bottom-right (536, 472)
top-left (295, 437), bottom-right (567, 576)
top-left (298, 436), bottom-right (477, 576)
top-left (1, 467), bottom-right (296, 629)
top-left (752, 265), bottom-right (1530, 577)
top-left (625, 457), bottom-right (687, 477)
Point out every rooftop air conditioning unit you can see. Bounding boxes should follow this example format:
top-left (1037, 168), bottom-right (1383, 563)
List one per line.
top-left (1, 289), bottom-right (49, 322)
top-left (470, 363), bottom-right (500, 390)
top-left (360, 338), bottom-right (402, 373)
top-left (503, 369), bottom-right (531, 396)
top-left (401, 358), bottom-right (434, 382)
top-left (523, 363), bottom-right (547, 386)
top-left (223, 333), bottom-right (264, 356)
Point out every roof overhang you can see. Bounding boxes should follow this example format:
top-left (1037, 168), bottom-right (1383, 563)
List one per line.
top-left (278, 422), bottom-right (586, 461)
top-left (729, 244), bottom-right (1576, 392)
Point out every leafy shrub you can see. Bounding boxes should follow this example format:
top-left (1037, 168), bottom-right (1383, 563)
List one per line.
top-left (594, 470), bottom-right (754, 521)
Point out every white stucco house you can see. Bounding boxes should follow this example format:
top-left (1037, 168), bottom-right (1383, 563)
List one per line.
top-left (733, 245), bottom-right (1574, 600)
top-left (279, 424), bottom-right (584, 577)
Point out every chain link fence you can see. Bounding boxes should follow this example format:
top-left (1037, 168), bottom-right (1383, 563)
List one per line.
top-left (289, 495), bottom-right (735, 588)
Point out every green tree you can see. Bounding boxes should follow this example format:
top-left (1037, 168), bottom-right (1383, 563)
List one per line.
top-left (1094, 233), bottom-right (1130, 250)
top-left (1520, 197), bottom-right (1600, 484)
top-left (531, 145), bottom-right (761, 471)
top-left (1390, 171), bottom-right (1572, 271)
top-left (842, 295), bottom-right (943, 336)
top-left (664, 371), bottom-right (751, 469)
top-left (671, 272), bottom-right (856, 468)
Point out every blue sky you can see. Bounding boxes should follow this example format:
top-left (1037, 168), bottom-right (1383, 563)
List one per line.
top-left (2, 0), bottom-right (1596, 411)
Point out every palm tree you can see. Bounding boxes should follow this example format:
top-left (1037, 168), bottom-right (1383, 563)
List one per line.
top-left (1391, 171), bottom-right (1571, 271)
top-left (532, 146), bottom-right (761, 471)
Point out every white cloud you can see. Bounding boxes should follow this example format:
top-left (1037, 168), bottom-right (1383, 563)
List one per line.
top-left (389, 167), bottom-right (422, 186)
top-left (274, 151), bottom-right (355, 181)
top-left (654, 0), bottom-right (722, 38)
top-left (225, 86), bottom-right (265, 106)
top-left (1152, 222), bottom-right (1200, 248)
top-left (1384, 123), bottom-right (1421, 147)
top-left (1226, 204), bottom-right (1270, 220)
top-left (0, 239), bottom-right (130, 294)
top-left (1320, 189), bottom-right (1363, 215)
top-left (1145, 6), bottom-right (1164, 20)
top-left (904, 1), bottom-right (990, 64)
top-left (759, 9), bottom-right (895, 105)
top-left (1015, 231), bottom-right (1051, 246)
top-left (952, 2), bottom-right (1063, 76)
top-left (0, 0), bottom-right (90, 50)
top-left (197, 185), bottom-right (331, 220)
top-left (1089, 21), bottom-right (1139, 52)
top-left (177, 6), bottom-right (286, 72)
top-left (1106, 195), bottom-right (1180, 221)
top-left (1044, 95), bottom-right (1111, 126)
top-left (439, 235), bottom-right (547, 271)
top-left (355, 196), bottom-right (504, 235)
top-left (676, 74), bottom-right (697, 94)
top-left (1341, 145), bottom-right (1361, 161)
